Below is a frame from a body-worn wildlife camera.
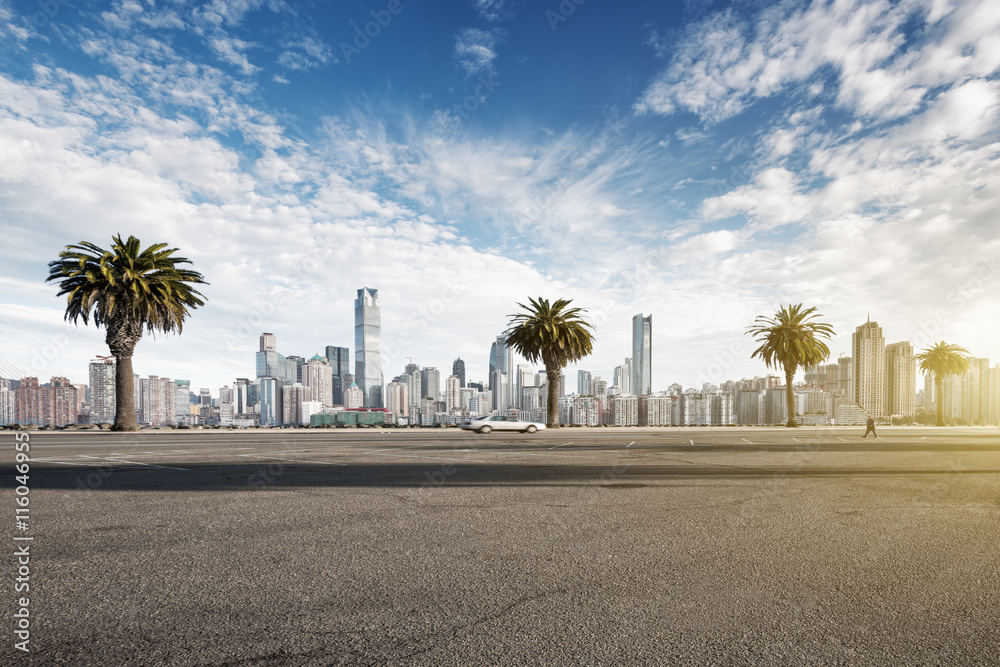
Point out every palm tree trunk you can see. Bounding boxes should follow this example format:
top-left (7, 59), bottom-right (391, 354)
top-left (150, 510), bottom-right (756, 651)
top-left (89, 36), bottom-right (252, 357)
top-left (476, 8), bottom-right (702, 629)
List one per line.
top-left (107, 314), bottom-right (143, 432)
top-left (935, 375), bottom-right (944, 427)
top-left (545, 361), bottom-right (560, 429)
top-left (784, 365), bottom-right (797, 427)
top-left (111, 355), bottom-right (139, 431)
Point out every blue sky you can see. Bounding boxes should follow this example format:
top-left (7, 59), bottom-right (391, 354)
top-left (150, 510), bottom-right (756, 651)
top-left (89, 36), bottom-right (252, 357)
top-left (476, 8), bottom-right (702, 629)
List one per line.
top-left (1, 0), bottom-right (998, 393)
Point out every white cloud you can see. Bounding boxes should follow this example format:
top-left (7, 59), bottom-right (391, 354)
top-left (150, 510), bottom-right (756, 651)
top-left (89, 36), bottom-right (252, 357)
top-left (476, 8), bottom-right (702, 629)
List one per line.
top-left (453, 28), bottom-right (499, 76)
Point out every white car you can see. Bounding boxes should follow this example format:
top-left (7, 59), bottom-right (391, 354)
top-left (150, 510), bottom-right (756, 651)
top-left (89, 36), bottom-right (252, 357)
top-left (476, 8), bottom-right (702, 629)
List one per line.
top-left (459, 415), bottom-right (547, 434)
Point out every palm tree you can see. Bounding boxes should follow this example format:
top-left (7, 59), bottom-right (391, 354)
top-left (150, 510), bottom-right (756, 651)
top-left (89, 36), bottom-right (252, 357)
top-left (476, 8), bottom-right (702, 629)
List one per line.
top-left (915, 342), bottom-right (970, 426)
top-left (47, 235), bottom-right (208, 431)
top-left (745, 304), bottom-right (834, 427)
top-left (504, 297), bottom-right (595, 429)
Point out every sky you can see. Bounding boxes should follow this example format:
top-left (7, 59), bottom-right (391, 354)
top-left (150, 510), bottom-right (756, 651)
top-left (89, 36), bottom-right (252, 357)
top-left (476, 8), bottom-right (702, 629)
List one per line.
top-left (0, 0), bottom-right (998, 394)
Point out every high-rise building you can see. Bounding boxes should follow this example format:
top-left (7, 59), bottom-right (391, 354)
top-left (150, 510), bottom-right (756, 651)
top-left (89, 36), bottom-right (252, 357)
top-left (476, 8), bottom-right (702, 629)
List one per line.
top-left (304, 355), bottom-right (334, 407)
top-left (452, 358), bottom-right (466, 388)
top-left (285, 355), bottom-right (306, 384)
top-left (445, 375), bottom-right (461, 413)
top-left (838, 356), bottom-right (854, 401)
top-left (325, 346), bottom-right (350, 405)
top-left (174, 380), bottom-right (191, 420)
top-left (421, 367), bottom-right (441, 401)
top-left (139, 376), bottom-right (176, 426)
top-left (853, 319), bottom-right (886, 418)
top-left (344, 381), bottom-right (364, 409)
top-left (885, 341), bottom-right (916, 418)
top-left (577, 370), bottom-right (592, 396)
top-left (385, 380), bottom-right (410, 420)
top-left (614, 358), bottom-right (632, 395)
top-left (490, 335), bottom-right (515, 409)
top-left (632, 314), bottom-right (652, 396)
top-left (0, 378), bottom-right (14, 425)
top-left (256, 332), bottom-right (286, 379)
top-left (258, 377), bottom-right (284, 427)
top-left (282, 383), bottom-right (308, 426)
top-left (355, 287), bottom-right (383, 408)
top-left (88, 357), bottom-right (116, 424)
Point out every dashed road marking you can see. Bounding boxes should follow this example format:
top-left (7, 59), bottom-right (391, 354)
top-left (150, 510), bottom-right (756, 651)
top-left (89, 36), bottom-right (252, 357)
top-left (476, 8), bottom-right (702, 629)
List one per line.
top-left (626, 441), bottom-right (636, 448)
top-left (548, 442), bottom-right (574, 450)
top-left (741, 438), bottom-right (753, 445)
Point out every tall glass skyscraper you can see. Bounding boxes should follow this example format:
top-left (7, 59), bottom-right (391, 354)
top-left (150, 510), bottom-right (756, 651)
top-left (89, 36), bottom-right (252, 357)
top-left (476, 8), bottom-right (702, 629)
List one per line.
top-left (355, 287), bottom-right (383, 408)
top-left (632, 314), bottom-right (652, 396)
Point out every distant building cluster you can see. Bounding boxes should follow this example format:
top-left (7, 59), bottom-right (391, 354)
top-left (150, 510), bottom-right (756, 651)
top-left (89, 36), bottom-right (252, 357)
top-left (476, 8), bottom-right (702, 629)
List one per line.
top-left (3, 304), bottom-right (999, 428)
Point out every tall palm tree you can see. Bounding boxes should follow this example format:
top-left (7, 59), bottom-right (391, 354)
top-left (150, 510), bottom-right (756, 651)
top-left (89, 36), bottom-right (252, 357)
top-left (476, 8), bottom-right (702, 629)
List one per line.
top-left (47, 234), bottom-right (208, 431)
top-left (504, 297), bottom-right (595, 429)
top-left (745, 304), bottom-right (834, 427)
top-left (915, 341), bottom-right (970, 426)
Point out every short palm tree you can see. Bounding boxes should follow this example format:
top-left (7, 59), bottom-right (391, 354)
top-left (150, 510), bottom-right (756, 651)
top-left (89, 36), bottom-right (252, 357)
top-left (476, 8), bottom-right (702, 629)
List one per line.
top-left (504, 297), bottom-right (595, 429)
top-left (915, 342), bottom-right (970, 426)
top-left (745, 304), bottom-right (834, 427)
top-left (47, 235), bottom-right (208, 431)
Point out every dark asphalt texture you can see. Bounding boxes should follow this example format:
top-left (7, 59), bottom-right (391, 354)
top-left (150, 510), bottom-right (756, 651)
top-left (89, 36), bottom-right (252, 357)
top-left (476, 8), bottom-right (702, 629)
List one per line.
top-left (2, 426), bottom-right (999, 666)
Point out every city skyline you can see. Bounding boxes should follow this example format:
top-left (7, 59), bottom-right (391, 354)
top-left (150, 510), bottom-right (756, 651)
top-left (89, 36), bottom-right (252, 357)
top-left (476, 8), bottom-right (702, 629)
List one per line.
top-left (1, 1), bottom-right (998, 395)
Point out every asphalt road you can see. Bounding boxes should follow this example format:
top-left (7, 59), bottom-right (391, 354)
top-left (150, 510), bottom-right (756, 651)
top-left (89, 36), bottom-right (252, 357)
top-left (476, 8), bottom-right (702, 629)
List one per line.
top-left (2, 426), bottom-right (999, 665)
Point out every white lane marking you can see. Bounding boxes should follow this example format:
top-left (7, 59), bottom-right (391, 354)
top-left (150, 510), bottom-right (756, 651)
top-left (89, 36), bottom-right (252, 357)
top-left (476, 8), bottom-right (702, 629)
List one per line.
top-left (792, 437), bottom-right (801, 443)
top-left (548, 442), bottom-right (573, 450)
top-left (33, 459), bottom-right (145, 468)
top-left (741, 438), bottom-right (753, 445)
top-left (364, 453), bottom-right (485, 463)
top-left (837, 437), bottom-right (847, 442)
top-left (625, 441), bottom-right (636, 448)
top-left (240, 455), bottom-right (346, 466)
top-left (689, 439), bottom-right (694, 446)
top-left (77, 455), bottom-right (189, 471)
top-left (920, 436), bottom-right (927, 440)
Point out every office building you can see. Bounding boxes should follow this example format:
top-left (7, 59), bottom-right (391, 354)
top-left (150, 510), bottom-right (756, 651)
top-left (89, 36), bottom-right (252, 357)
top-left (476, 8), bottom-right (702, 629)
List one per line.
top-left (577, 370), bottom-right (592, 396)
top-left (355, 287), bottom-right (383, 408)
top-left (853, 319), bottom-right (886, 417)
top-left (325, 346), bottom-right (350, 405)
top-left (452, 358), bottom-right (466, 387)
top-left (259, 377), bottom-right (284, 427)
top-left (421, 367), bottom-right (441, 402)
top-left (632, 314), bottom-right (652, 396)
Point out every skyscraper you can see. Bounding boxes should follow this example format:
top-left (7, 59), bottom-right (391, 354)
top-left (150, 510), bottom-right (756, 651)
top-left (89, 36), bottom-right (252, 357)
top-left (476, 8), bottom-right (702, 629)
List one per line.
top-left (304, 355), bottom-right (334, 407)
top-left (452, 358), bottom-right (466, 387)
top-left (853, 319), bottom-right (886, 418)
top-left (885, 341), bottom-right (916, 418)
top-left (355, 287), bottom-right (383, 408)
top-left (88, 356), bottom-right (116, 424)
top-left (577, 370), bottom-right (592, 396)
top-left (421, 367), bottom-right (441, 401)
top-left (632, 314), bottom-right (652, 396)
top-left (490, 335), bottom-right (515, 409)
top-left (445, 375), bottom-right (461, 413)
top-left (324, 346), bottom-right (350, 405)
top-left (256, 332), bottom-right (286, 379)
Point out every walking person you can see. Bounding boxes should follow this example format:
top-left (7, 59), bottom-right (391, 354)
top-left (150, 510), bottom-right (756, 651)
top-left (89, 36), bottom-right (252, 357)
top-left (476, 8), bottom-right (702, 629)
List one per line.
top-left (863, 416), bottom-right (878, 439)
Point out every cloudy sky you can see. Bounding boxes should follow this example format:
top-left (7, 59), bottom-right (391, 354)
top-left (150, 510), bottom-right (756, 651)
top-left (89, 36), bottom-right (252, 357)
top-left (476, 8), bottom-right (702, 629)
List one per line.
top-left (1, 0), bottom-right (998, 394)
